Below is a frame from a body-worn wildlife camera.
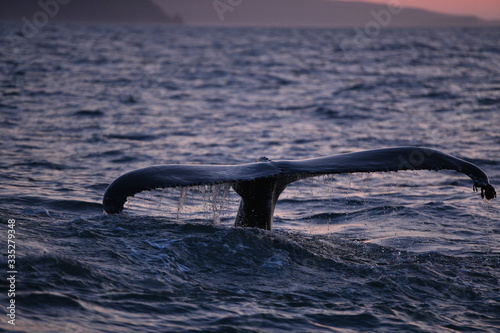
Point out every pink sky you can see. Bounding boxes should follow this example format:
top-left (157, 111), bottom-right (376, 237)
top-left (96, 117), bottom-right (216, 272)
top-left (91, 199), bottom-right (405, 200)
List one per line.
top-left (343, 0), bottom-right (500, 20)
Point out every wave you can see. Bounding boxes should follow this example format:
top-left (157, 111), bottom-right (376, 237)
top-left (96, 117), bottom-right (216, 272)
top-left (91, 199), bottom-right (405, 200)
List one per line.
top-left (73, 109), bottom-right (105, 117)
top-left (1, 196), bottom-right (103, 215)
top-left (11, 216), bottom-right (499, 332)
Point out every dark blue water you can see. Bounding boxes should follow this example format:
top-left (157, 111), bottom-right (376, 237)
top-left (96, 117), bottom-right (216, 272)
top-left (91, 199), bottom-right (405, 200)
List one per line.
top-left (1, 23), bottom-right (499, 332)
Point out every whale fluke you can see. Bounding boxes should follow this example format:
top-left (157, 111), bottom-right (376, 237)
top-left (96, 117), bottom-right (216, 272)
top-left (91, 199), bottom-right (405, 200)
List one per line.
top-left (480, 184), bottom-right (496, 200)
top-left (103, 147), bottom-right (496, 230)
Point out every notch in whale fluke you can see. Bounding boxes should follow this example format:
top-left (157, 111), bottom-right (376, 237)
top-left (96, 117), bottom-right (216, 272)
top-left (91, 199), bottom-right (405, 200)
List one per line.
top-left (102, 147), bottom-right (496, 230)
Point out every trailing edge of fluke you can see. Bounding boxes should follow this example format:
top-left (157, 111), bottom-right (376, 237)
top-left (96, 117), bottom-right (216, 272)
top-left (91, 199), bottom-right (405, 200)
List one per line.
top-left (103, 147), bottom-right (496, 230)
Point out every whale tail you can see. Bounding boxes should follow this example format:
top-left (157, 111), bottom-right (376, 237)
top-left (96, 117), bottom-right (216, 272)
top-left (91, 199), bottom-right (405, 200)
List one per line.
top-left (103, 147), bottom-right (496, 230)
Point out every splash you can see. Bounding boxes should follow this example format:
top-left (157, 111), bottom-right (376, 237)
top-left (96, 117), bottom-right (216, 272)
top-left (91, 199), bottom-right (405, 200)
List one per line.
top-left (126, 184), bottom-right (238, 225)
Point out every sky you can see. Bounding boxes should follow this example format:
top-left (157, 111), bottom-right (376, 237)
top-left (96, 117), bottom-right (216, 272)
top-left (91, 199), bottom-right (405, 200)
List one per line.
top-left (343, 0), bottom-right (500, 20)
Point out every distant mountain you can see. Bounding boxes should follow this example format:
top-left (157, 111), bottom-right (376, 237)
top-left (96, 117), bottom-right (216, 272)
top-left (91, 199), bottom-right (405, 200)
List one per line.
top-left (155, 0), bottom-right (498, 27)
top-left (0, 0), bottom-right (183, 24)
top-left (0, 0), bottom-right (498, 27)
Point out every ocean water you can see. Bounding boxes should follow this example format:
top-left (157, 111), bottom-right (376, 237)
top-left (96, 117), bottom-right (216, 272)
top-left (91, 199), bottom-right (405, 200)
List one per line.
top-left (1, 23), bottom-right (499, 332)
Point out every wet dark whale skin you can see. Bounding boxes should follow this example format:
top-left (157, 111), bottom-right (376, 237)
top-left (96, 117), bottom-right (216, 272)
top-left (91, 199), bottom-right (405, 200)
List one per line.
top-left (103, 147), bottom-right (496, 230)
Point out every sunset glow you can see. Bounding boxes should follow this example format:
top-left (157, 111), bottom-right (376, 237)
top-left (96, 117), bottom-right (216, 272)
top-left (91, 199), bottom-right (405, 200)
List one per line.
top-left (342, 0), bottom-right (500, 20)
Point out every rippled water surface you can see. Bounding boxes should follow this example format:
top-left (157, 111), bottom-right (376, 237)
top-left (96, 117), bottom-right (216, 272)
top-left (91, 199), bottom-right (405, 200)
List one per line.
top-left (1, 23), bottom-right (499, 332)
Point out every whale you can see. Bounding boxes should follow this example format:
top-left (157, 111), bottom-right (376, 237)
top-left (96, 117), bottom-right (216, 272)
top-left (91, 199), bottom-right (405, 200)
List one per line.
top-left (103, 147), bottom-right (496, 230)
